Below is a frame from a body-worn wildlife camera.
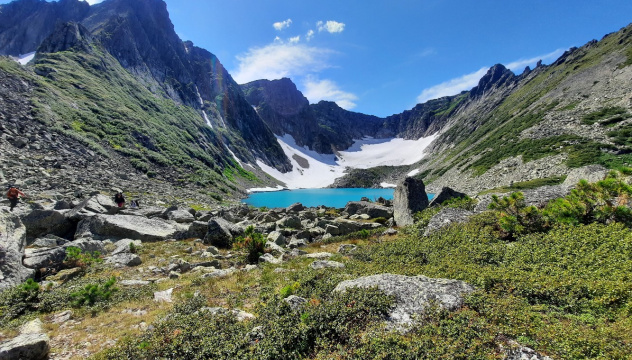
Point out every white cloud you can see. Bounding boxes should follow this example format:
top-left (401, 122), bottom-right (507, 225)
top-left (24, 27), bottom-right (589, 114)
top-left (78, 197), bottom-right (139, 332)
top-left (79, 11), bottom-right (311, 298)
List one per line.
top-left (232, 43), bottom-right (334, 84)
top-left (306, 29), bottom-right (315, 41)
top-left (273, 19), bottom-right (292, 31)
top-left (83, 0), bottom-right (104, 4)
top-left (303, 76), bottom-right (358, 110)
top-left (289, 36), bottom-right (300, 44)
top-left (416, 67), bottom-right (488, 104)
top-left (317, 20), bottom-right (345, 33)
top-left (505, 48), bottom-right (566, 72)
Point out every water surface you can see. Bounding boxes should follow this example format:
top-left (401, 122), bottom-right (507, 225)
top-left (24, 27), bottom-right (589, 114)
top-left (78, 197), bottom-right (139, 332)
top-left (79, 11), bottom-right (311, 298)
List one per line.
top-left (243, 188), bottom-right (434, 208)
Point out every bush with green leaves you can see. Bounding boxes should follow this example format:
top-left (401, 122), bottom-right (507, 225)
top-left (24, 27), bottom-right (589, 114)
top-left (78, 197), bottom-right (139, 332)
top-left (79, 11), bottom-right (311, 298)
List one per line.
top-left (71, 277), bottom-right (118, 307)
top-left (542, 176), bottom-right (632, 226)
top-left (234, 225), bottom-right (267, 264)
top-left (488, 192), bottom-right (545, 239)
top-left (64, 246), bottom-right (103, 268)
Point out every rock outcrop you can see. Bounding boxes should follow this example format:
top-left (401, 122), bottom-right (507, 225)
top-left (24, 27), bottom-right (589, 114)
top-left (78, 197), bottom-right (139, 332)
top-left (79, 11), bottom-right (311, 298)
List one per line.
top-left (334, 274), bottom-right (474, 327)
top-left (0, 212), bottom-right (35, 290)
top-left (393, 176), bottom-right (429, 226)
top-left (0, 318), bottom-right (50, 360)
top-left (75, 214), bottom-right (177, 242)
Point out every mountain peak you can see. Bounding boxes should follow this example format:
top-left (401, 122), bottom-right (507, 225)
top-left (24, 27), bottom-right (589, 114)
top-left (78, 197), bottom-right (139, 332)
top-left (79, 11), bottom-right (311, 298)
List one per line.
top-left (469, 63), bottom-right (516, 98)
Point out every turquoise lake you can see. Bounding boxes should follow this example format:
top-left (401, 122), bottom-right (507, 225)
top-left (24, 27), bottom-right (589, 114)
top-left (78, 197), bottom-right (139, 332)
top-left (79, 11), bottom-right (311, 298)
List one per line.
top-left (243, 188), bottom-right (435, 208)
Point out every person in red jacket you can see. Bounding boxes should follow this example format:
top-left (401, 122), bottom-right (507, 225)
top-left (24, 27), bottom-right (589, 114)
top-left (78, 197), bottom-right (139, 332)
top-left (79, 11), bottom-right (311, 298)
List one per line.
top-left (6, 185), bottom-right (26, 212)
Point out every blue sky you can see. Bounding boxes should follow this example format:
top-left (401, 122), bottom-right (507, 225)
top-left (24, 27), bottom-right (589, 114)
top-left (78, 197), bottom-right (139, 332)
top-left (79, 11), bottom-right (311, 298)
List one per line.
top-left (4, 0), bottom-right (632, 117)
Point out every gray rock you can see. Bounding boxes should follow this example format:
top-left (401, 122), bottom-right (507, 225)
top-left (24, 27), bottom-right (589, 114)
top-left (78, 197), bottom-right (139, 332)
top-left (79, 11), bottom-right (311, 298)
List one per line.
top-left (119, 280), bottom-right (150, 286)
top-left (154, 288), bottom-right (173, 302)
top-left (111, 239), bottom-right (142, 255)
top-left (259, 253), bottom-right (282, 265)
top-left (267, 231), bottom-right (286, 246)
top-left (305, 252), bottom-right (333, 259)
top-left (206, 246), bottom-right (219, 255)
top-left (265, 241), bottom-right (286, 256)
top-left (201, 268), bottom-right (235, 278)
top-left (310, 260), bottom-right (345, 270)
top-left (333, 274), bottom-right (474, 327)
top-left (0, 319), bottom-right (49, 360)
top-left (66, 194), bottom-right (117, 221)
top-left (51, 310), bottom-right (73, 324)
top-left (204, 218), bottom-right (235, 248)
top-left (198, 307), bottom-right (255, 321)
top-left (393, 176), bottom-right (429, 226)
top-left (283, 295), bottom-right (308, 311)
top-left (563, 164), bottom-right (608, 188)
top-left (344, 201), bottom-right (393, 219)
top-left (501, 339), bottom-right (553, 360)
top-left (428, 187), bottom-right (468, 208)
top-left (0, 212), bottom-right (35, 291)
top-left (186, 221), bottom-right (208, 239)
top-left (106, 253), bottom-right (142, 267)
top-left (286, 202), bottom-right (305, 212)
top-left (424, 208), bottom-right (474, 236)
top-left (338, 244), bottom-right (357, 254)
top-left (382, 228), bottom-right (398, 236)
top-left (75, 214), bottom-right (177, 242)
top-left (20, 209), bottom-right (74, 241)
top-left (23, 239), bottom-right (106, 270)
top-left (277, 215), bottom-right (302, 229)
top-left (164, 208), bottom-right (195, 223)
top-left (288, 238), bottom-right (308, 249)
top-left (30, 235), bottom-right (68, 248)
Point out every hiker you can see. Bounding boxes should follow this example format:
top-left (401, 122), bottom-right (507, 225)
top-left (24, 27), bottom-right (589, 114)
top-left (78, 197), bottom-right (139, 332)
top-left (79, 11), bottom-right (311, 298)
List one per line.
top-left (114, 192), bottom-right (125, 207)
top-left (6, 185), bottom-right (26, 212)
top-left (130, 199), bottom-right (138, 209)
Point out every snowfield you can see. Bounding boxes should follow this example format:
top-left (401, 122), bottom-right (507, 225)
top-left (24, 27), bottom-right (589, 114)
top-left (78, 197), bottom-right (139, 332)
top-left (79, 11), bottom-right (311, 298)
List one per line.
top-left (254, 134), bottom-right (436, 189)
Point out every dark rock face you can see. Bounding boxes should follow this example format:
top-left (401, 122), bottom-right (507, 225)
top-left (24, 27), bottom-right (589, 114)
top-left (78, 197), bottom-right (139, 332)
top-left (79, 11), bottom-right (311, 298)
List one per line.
top-left (241, 78), bottom-right (391, 154)
top-left (204, 218), bottom-right (236, 248)
top-left (393, 176), bottom-right (429, 226)
top-left (20, 209), bottom-right (75, 241)
top-left (0, 0), bottom-right (90, 56)
top-left (37, 21), bottom-right (93, 55)
top-left (469, 64), bottom-right (516, 98)
top-left (428, 187), bottom-right (468, 207)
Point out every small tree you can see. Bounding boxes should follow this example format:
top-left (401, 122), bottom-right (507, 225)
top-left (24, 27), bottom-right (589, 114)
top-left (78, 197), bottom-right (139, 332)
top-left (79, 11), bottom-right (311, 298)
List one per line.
top-left (71, 277), bottom-right (117, 307)
top-left (489, 192), bottom-right (544, 239)
top-left (237, 225), bottom-right (267, 264)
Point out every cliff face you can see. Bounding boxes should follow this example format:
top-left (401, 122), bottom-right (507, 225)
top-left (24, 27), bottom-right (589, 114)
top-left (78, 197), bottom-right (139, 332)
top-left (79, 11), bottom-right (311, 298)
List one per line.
top-left (0, 0), bottom-right (90, 56)
top-left (0, 0), bottom-right (291, 173)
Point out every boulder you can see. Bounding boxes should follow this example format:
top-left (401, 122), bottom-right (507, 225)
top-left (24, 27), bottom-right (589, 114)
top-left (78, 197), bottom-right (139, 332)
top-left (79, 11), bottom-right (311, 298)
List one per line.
top-left (20, 209), bottom-right (75, 241)
top-left (111, 239), bottom-right (142, 255)
top-left (0, 212), bottom-right (35, 291)
top-left (333, 274), bottom-right (474, 327)
top-left (393, 176), bottom-right (429, 226)
top-left (305, 252), bottom-right (333, 259)
top-left (276, 215), bottom-right (302, 229)
top-left (204, 218), bottom-right (235, 248)
top-left (259, 253), bottom-right (282, 265)
top-left (563, 164), bottom-right (608, 187)
top-left (283, 295), bottom-right (308, 311)
top-left (267, 231), bottom-right (286, 246)
top-left (338, 244), bottom-right (357, 254)
top-left (310, 260), bottom-right (345, 270)
top-left (66, 194), bottom-right (117, 221)
top-left (106, 253), bottom-right (142, 267)
top-left (0, 319), bottom-right (49, 360)
top-left (164, 208), bottom-right (195, 223)
top-left (154, 288), bottom-right (173, 302)
top-left (186, 221), bottom-right (208, 239)
top-left (286, 202), bottom-right (305, 212)
top-left (343, 201), bottom-right (393, 219)
top-left (428, 187), bottom-right (468, 208)
top-left (75, 215), bottom-right (177, 242)
top-left (424, 208), bottom-right (474, 236)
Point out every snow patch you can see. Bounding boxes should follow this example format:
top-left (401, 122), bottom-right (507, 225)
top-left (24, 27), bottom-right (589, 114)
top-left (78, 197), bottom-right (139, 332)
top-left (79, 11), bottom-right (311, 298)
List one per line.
top-left (380, 182), bottom-right (397, 188)
top-left (256, 134), bottom-right (436, 189)
top-left (12, 52), bottom-right (35, 65)
top-left (202, 111), bottom-right (213, 129)
top-left (247, 185), bottom-right (286, 193)
top-left (226, 147), bottom-right (243, 167)
top-left (407, 169), bottom-right (420, 177)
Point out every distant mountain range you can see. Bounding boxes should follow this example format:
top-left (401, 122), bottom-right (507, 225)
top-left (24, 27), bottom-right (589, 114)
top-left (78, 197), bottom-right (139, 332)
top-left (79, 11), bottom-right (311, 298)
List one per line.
top-left (1, 0), bottom-right (631, 198)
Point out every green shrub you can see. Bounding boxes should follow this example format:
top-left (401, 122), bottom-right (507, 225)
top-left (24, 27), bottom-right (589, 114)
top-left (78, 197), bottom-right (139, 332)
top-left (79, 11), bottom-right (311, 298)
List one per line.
top-left (64, 246), bottom-right (103, 268)
top-left (488, 192), bottom-right (545, 239)
top-left (71, 277), bottom-right (118, 307)
top-left (234, 225), bottom-right (267, 264)
top-left (279, 282), bottom-right (300, 299)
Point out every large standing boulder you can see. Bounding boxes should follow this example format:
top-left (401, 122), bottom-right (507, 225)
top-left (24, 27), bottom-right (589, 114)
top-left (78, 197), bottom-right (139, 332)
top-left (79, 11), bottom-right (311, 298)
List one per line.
top-left (333, 274), bottom-right (474, 327)
top-left (428, 187), bottom-right (468, 208)
top-left (393, 176), bottom-right (429, 226)
top-left (22, 239), bottom-right (106, 270)
top-left (75, 215), bottom-right (177, 242)
top-left (20, 209), bottom-right (75, 241)
top-left (0, 319), bottom-right (50, 360)
top-left (0, 212), bottom-right (35, 291)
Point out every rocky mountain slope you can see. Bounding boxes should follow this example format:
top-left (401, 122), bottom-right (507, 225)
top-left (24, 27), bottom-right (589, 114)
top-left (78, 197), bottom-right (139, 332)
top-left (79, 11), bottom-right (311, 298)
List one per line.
top-left (329, 26), bottom-right (632, 194)
top-left (0, 0), bottom-right (292, 203)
